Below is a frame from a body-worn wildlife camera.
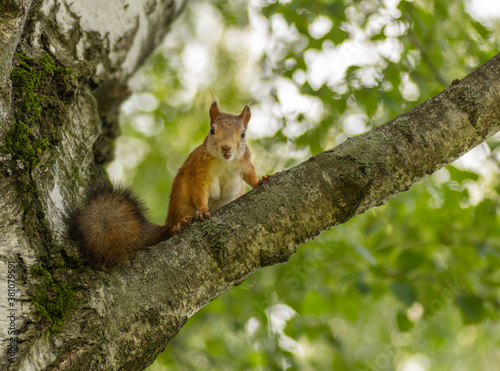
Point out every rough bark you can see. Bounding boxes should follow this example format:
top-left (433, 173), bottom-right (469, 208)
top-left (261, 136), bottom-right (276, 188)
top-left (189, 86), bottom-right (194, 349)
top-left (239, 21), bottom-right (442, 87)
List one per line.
top-left (0, 0), bottom-right (186, 369)
top-left (0, 0), bottom-right (500, 370)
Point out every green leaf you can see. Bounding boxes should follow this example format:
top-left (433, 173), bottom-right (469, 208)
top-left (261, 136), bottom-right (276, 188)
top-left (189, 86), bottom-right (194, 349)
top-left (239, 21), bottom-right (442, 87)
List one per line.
top-left (447, 165), bottom-right (479, 182)
top-left (472, 20), bottom-right (490, 39)
top-left (355, 281), bottom-right (371, 295)
top-left (300, 81), bottom-right (316, 95)
top-left (390, 281), bottom-right (416, 306)
top-left (370, 32), bottom-right (387, 41)
top-left (354, 87), bottom-right (379, 117)
top-left (345, 65), bottom-right (361, 80)
top-left (261, 3), bottom-right (280, 18)
top-left (396, 310), bottom-right (414, 332)
top-left (457, 295), bottom-right (486, 324)
top-left (325, 27), bottom-right (348, 45)
top-left (396, 250), bottom-right (427, 272)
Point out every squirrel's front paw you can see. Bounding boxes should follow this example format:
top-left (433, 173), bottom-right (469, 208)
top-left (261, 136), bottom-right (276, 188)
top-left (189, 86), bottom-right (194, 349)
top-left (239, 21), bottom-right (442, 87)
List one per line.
top-left (196, 209), bottom-right (211, 220)
top-left (258, 173), bottom-right (276, 186)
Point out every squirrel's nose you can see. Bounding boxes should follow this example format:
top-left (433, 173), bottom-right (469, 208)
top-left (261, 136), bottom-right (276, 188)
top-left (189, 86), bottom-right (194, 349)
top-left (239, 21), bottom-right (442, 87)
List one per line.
top-left (221, 144), bottom-right (231, 152)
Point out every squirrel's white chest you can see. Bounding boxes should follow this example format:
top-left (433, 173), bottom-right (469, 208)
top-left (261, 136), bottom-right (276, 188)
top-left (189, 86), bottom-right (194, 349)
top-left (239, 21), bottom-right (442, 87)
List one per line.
top-left (208, 160), bottom-right (244, 211)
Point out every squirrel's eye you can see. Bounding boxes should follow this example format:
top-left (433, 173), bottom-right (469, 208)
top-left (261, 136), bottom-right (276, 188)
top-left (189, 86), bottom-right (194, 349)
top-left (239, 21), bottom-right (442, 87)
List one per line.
top-left (241, 130), bottom-right (246, 139)
top-left (210, 127), bottom-right (215, 135)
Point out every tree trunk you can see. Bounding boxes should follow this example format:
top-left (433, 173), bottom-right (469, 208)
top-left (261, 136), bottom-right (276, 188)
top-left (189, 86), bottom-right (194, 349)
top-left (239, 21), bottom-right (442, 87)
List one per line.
top-left (1, 0), bottom-right (500, 370)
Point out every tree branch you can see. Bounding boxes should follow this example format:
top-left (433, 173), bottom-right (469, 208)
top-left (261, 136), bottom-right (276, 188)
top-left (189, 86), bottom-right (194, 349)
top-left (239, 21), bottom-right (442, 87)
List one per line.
top-left (18, 53), bottom-right (500, 370)
top-left (2, 0), bottom-right (499, 368)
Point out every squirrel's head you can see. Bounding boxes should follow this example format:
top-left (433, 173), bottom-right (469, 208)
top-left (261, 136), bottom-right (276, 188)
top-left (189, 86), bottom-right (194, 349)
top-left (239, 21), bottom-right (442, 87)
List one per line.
top-left (206, 101), bottom-right (250, 162)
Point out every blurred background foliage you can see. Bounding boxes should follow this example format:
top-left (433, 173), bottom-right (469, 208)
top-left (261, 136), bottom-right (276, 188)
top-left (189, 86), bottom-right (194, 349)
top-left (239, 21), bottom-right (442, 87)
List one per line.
top-left (109, 0), bottom-right (500, 369)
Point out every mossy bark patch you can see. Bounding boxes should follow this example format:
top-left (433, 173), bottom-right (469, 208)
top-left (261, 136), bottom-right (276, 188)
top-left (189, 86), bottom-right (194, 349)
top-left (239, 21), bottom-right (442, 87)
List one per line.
top-left (30, 264), bottom-right (79, 331)
top-left (1, 53), bottom-right (82, 333)
top-left (1, 52), bottom-right (77, 168)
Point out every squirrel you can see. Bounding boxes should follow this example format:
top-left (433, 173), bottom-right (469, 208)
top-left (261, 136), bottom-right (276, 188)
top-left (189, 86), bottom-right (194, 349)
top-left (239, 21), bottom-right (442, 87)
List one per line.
top-left (69, 101), bottom-right (273, 266)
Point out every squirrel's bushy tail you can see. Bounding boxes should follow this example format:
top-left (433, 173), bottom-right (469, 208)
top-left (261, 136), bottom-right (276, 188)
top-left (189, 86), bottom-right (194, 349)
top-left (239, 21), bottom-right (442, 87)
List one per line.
top-left (68, 183), bottom-right (168, 266)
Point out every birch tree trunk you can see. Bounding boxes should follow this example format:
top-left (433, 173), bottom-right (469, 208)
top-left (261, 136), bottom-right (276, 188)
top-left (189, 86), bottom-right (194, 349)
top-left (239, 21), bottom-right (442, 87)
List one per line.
top-left (1, 0), bottom-right (500, 370)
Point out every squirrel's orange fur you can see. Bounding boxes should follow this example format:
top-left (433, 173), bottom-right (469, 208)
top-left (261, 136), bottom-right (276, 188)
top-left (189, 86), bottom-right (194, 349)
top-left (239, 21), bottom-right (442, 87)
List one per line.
top-left (69, 101), bottom-right (273, 266)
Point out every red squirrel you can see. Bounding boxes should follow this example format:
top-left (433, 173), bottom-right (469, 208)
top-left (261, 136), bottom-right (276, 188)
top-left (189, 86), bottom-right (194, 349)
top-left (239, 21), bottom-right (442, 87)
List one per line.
top-left (69, 101), bottom-right (273, 266)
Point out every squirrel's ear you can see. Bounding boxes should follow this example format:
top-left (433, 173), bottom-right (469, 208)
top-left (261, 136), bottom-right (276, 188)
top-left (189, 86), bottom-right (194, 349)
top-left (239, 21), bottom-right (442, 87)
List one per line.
top-left (209, 101), bottom-right (221, 123)
top-left (239, 105), bottom-right (251, 129)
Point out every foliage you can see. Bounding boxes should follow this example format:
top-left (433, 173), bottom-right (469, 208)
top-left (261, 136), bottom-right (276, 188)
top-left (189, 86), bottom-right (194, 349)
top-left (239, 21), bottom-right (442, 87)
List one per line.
top-left (109, 0), bottom-right (500, 369)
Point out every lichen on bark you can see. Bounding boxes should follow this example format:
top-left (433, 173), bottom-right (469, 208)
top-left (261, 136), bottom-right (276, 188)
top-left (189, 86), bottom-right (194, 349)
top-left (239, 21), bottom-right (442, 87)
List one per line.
top-left (1, 52), bottom-right (77, 168)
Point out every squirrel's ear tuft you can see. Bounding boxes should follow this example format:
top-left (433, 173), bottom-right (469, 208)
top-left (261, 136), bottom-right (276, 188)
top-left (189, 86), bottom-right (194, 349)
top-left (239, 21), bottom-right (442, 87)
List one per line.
top-left (209, 101), bottom-right (221, 123)
top-left (239, 105), bottom-right (251, 129)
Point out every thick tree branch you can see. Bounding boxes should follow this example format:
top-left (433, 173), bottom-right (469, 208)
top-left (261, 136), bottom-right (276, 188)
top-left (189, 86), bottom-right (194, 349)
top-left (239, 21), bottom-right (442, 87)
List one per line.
top-left (2, 0), bottom-right (499, 368)
top-left (15, 53), bottom-right (500, 370)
